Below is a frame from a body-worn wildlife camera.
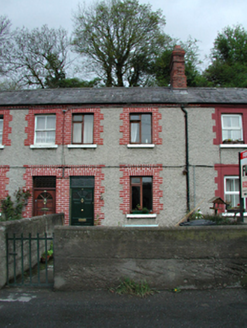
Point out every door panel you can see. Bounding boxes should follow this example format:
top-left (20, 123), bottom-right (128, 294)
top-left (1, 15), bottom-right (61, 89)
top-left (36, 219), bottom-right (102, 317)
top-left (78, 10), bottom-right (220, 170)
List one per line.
top-left (33, 190), bottom-right (56, 216)
top-left (71, 188), bottom-right (94, 226)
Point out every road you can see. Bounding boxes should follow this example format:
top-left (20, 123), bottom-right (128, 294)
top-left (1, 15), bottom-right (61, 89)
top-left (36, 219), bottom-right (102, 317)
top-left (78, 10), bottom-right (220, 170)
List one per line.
top-left (0, 287), bottom-right (247, 327)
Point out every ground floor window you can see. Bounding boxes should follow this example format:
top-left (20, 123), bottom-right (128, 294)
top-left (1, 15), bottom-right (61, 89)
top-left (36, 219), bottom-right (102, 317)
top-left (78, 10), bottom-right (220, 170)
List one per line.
top-left (224, 176), bottom-right (239, 208)
top-left (130, 177), bottom-right (152, 212)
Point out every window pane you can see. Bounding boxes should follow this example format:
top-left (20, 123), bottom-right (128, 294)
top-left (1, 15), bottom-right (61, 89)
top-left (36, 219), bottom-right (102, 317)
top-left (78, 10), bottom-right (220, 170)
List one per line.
top-left (36, 117), bottom-right (45, 129)
top-left (83, 115), bottom-right (94, 144)
top-left (36, 132), bottom-right (46, 144)
top-left (143, 178), bottom-right (152, 210)
top-left (47, 116), bottom-right (56, 129)
top-left (131, 177), bottom-right (140, 184)
top-left (234, 179), bottom-right (239, 191)
top-left (73, 115), bottom-right (83, 122)
top-left (232, 130), bottom-right (242, 140)
top-left (132, 186), bottom-right (140, 210)
top-left (231, 116), bottom-right (240, 128)
top-left (73, 123), bottom-right (82, 143)
top-left (131, 123), bottom-right (139, 143)
top-left (141, 114), bottom-right (151, 144)
top-left (46, 131), bottom-right (55, 143)
top-left (226, 179), bottom-right (234, 191)
top-left (130, 115), bottom-right (140, 121)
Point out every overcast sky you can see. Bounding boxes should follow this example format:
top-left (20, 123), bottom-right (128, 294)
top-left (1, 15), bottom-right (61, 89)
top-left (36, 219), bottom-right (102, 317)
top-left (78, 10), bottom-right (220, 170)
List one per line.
top-left (1, 0), bottom-right (247, 70)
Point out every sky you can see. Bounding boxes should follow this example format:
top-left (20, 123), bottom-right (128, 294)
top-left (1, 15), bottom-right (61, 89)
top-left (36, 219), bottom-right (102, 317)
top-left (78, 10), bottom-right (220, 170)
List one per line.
top-left (1, 0), bottom-right (247, 70)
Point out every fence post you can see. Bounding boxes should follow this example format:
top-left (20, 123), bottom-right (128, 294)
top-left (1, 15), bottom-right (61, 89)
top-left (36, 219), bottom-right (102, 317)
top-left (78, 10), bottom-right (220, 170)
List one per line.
top-left (0, 226), bottom-right (6, 288)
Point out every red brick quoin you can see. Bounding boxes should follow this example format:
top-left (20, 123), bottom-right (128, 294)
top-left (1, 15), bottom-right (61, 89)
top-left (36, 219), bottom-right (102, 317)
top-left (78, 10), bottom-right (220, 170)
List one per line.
top-left (119, 164), bottom-right (163, 214)
top-left (0, 110), bottom-right (12, 146)
top-left (23, 165), bottom-right (105, 225)
top-left (119, 108), bottom-right (162, 145)
top-left (0, 166), bottom-right (10, 202)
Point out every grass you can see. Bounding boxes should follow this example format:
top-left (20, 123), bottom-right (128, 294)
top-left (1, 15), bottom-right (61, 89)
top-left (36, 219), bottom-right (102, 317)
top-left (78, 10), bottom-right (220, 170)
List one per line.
top-left (110, 278), bottom-right (158, 298)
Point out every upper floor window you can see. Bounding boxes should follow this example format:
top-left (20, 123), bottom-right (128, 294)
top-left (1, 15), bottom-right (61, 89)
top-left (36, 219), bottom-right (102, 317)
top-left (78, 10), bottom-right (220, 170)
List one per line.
top-left (221, 114), bottom-right (243, 142)
top-left (34, 115), bottom-right (56, 145)
top-left (130, 114), bottom-right (151, 144)
top-left (0, 116), bottom-right (3, 144)
top-left (224, 176), bottom-right (239, 208)
top-left (72, 114), bottom-right (94, 144)
top-left (130, 177), bottom-right (152, 212)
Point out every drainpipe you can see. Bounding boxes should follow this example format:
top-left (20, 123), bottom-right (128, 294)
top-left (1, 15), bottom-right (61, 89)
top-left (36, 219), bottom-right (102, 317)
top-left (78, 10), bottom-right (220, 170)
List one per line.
top-left (181, 105), bottom-right (190, 212)
top-left (62, 109), bottom-right (66, 178)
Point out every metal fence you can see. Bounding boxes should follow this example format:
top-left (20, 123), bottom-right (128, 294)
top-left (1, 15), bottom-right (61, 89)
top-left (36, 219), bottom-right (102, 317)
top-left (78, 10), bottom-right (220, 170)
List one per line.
top-left (6, 233), bottom-right (54, 287)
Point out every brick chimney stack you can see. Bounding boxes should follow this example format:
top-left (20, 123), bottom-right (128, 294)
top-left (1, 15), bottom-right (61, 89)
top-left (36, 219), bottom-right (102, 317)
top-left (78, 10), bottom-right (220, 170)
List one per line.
top-left (170, 45), bottom-right (187, 89)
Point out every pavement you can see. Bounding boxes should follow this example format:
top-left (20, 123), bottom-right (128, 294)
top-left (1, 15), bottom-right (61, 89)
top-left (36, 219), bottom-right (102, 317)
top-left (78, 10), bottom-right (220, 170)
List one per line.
top-left (0, 286), bottom-right (247, 328)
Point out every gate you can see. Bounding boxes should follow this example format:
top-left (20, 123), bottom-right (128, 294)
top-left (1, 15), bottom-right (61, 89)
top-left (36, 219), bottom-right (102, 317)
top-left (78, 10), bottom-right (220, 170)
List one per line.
top-left (6, 233), bottom-right (54, 287)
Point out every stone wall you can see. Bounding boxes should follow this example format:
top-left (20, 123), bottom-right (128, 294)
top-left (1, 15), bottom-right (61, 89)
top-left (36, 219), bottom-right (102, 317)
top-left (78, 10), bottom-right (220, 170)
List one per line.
top-left (0, 213), bottom-right (64, 288)
top-left (54, 225), bottom-right (247, 291)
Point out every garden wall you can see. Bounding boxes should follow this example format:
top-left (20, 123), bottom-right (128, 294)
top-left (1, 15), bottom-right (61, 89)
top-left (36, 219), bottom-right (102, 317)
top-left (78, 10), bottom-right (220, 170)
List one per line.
top-left (0, 213), bottom-right (64, 288)
top-left (54, 225), bottom-right (247, 290)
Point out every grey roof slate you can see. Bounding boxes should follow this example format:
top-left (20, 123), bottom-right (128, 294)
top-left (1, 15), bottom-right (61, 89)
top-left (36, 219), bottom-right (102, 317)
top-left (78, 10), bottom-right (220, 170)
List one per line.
top-left (0, 87), bottom-right (247, 106)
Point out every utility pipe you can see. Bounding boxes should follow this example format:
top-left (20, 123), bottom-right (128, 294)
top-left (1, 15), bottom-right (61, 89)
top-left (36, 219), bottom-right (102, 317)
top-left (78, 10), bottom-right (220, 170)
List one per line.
top-left (181, 105), bottom-right (190, 212)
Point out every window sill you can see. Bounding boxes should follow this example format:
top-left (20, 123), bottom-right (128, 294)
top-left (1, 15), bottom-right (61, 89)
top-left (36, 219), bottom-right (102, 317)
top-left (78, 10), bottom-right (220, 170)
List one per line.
top-left (30, 144), bottom-right (58, 149)
top-left (67, 144), bottom-right (97, 149)
top-left (0, 145), bottom-right (4, 149)
top-left (220, 144), bottom-right (247, 148)
top-left (127, 144), bottom-right (155, 149)
top-left (126, 214), bottom-right (157, 219)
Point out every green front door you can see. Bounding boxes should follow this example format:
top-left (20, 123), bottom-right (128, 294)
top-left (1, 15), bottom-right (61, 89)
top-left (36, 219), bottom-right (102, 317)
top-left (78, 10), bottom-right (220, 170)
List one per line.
top-left (71, 188), bottom-right (94, 226)
top-left (70, 177), bottom-right (94, 226)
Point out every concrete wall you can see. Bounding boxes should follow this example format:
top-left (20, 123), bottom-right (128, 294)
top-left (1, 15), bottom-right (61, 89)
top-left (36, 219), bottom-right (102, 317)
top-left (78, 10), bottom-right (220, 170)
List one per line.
top-left (0, 213), bottom-right (64, 288)
top-left (54, 226), bottom-right (247, 291)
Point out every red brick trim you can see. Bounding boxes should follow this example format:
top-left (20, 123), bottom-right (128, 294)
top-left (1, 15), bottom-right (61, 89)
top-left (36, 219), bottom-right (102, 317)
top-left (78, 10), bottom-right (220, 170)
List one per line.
top-left (119, 108), bottom-right (162, 145)
top-left (0, 110), bottom-right (12, 146)
top-left (214, 164), bottom-right (239, 212)
top-left (119, 164), bottom-right (163, 214)
top-left (64, 108), bottom-right (104, 145)
top-left (213, 108), bottom-right (247, 145)
top-left (23, 165), bottom-right (105, 225)
top-left (0, 166), bottom-right (10, 201)
top-left (24, 108), bottom-right (64, 146)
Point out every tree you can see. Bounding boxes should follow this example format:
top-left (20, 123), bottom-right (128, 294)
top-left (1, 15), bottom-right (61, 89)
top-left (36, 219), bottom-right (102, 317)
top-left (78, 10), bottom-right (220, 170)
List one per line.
top-left (72, 0), bottom-right (167, 87)
top-left (7, 25), bottom-right (71, 88)
top-left (0, 16), bottom-right (12, 76)
top-left (152, 37), bottom-right (205, 87)
top-left (204, 25), bottom-right (247, 87)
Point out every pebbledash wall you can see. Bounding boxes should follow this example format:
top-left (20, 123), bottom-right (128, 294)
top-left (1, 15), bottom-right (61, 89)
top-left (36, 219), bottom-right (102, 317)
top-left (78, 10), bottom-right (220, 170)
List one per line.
top-left (1, 46), bottom-right (247, 226)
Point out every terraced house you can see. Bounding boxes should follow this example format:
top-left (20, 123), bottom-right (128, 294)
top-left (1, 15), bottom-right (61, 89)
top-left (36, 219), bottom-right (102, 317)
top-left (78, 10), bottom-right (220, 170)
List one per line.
top-left (0, 46), bottom-right (247, 226)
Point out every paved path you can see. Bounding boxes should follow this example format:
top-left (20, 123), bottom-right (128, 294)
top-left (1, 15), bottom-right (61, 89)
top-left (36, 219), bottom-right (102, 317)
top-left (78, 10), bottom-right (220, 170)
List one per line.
top-left (0, 287), bottom-right (247, 327)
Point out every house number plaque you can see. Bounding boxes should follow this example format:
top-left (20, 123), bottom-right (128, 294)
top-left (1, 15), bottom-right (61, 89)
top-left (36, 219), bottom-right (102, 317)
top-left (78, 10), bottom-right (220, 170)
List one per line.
top-left (79, 218), bottom-right (87, 222)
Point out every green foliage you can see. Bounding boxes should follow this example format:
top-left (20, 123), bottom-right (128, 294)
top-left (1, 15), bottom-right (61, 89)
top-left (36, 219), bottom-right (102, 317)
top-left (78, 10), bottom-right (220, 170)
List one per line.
top-left (72, 0), bottom-right (167, 87)
top-left (204, 25), bottom-right (247, 87)
top-left (152, 37), bottom-right (204, 87)
top-left (110, 278), bottom-right (156, 297)
top-left (0, 188), bottom-right (31, 221)
top-left (203, 214), bottom-right (237, 225)
top-left (50, 77), bottom-right (102, 88)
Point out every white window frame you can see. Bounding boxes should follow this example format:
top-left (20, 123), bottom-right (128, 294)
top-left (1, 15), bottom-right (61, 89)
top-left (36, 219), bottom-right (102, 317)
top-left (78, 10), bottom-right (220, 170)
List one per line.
top-left (224, 176), bottom-right (240, 209)
top-left (221, 114), bottom-right (243, 142)
top-left (34, 115), bottom-right (56, 146)
top-left (0, 117), bottom-right (3, 145)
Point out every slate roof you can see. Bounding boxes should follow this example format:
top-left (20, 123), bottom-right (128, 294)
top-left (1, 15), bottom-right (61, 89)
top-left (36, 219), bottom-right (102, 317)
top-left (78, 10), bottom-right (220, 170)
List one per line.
top-left (0, 87), bottom-right (247, 106)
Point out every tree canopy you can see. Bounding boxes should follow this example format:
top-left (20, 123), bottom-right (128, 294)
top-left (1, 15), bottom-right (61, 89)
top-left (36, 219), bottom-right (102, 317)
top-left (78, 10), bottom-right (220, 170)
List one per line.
top-left (72, 0), bottom-right (168, 87)
top-left (204, 25), bottom-right (247, 87)
top-left (6, 25), bottom-right (71, 88)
